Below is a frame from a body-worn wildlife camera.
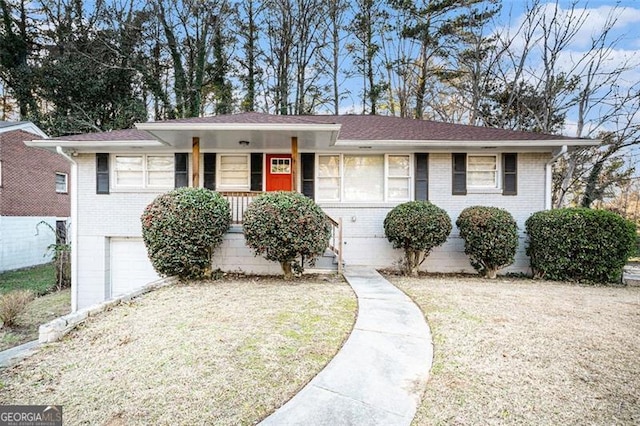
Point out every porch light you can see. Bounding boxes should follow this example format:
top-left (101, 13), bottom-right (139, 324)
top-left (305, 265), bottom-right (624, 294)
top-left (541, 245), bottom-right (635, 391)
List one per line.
top-left (239, 140), bottom-right (250, 146)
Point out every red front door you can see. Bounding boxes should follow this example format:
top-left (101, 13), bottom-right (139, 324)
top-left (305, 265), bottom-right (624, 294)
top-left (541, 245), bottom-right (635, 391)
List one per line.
top-left (266, 154), bottom-right (293, 191)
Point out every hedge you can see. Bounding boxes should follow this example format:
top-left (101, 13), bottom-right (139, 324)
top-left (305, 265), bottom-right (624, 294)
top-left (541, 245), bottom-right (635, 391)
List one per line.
top-left (525, 208), bottom-right (636, 283)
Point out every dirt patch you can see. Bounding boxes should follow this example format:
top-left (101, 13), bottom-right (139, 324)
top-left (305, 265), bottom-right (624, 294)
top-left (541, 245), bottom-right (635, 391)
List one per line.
top-left (390, 276), bottom-right (640, 425)
top-left (0, 277), bottom-right (356, 425)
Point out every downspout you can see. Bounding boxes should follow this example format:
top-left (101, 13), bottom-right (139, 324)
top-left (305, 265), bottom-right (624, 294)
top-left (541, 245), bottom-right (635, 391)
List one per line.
top-left (545, 145), bottom-right (568, 210)
top-left (57, 147), bottom-right (78, 312)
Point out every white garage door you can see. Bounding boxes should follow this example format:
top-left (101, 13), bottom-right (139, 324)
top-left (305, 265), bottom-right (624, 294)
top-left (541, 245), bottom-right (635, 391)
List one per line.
top-left (110, 238), bottom-right (161, 298)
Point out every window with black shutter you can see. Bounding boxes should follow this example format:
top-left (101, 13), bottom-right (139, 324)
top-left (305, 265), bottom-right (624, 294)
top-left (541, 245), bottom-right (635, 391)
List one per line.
top-left (452, 153), bottom-right (467, 195)
top-left (96, 153), bottom-right (109, 194)
top-left (502, 153), bottom-right (517, 195)
top-left (415, 153), bottom-right (428, 200)
top-left (301, 153), bottom-right (315, 199)
top-left (250, 153), bottom-right (263, 191)
top-left (174, 153), bottom-right (189, 188)
top-left (204, 153), bottom-right (216, 190)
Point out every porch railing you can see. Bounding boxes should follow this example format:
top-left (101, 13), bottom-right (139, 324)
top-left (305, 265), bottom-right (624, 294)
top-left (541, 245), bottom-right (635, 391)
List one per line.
top-left (220, 191), bottom-right (343, 273)
top-left (325, 215), bottom-right (344, 274)
top-left (221, 191), bottom-right (262, 224)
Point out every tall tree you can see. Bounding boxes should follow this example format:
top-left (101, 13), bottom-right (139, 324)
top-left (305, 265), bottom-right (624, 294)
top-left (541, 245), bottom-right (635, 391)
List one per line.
top-left (388, 0), bottom-right (498, 119)
top-left (349, 0), bottom-right (388, 115)
top-left (0, 0), bottom-right (38, 119)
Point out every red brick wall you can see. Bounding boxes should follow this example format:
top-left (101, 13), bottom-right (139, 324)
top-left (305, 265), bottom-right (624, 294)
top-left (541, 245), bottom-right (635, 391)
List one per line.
top-left (0, 130), bottom-right (70, 217)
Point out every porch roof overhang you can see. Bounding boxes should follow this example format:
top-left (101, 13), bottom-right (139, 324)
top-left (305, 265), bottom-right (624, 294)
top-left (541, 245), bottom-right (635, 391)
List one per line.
top-left (134, 122), bottom-right (342, 151)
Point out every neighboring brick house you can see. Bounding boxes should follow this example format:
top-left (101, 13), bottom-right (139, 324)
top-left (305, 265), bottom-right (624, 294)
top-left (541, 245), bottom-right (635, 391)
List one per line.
top-left (28, 113), bottom-right (596, 311)
top-left (0, 121), bottom-right (70, 272)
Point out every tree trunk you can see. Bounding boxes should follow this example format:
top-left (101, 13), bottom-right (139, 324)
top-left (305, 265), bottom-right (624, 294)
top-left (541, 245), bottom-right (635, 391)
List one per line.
top-left (485, 267), bottom-right (498, 279)
top-left (281, 261), bottom-right (293, 280)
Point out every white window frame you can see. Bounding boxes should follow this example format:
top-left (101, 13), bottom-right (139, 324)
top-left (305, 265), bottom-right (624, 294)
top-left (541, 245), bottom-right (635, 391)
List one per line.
top-left (112, 154), bottom-right (174, 191)
top-left (55, 172), bottom-right (68, 193)
top-left (315, 153), bottom-right (413, 203)
top-left (467, 154), bottom-right (499, 190)
top-left (216, 153), bottom-right (250, 191)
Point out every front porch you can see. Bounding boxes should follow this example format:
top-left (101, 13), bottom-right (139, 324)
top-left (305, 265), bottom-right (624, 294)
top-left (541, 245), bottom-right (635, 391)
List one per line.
top-left (220, 191), bottom-right (344, 274)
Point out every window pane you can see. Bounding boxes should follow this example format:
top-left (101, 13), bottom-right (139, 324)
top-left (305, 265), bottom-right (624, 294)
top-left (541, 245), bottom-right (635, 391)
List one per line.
top-left (468, 156), bottom-right (497, 187)
top-left (468, 156), bottom-right (496, 171)
top-left (115, 156), bottom-right (143, 171)
top-left (318, 177), bottom-right (340, 201)
top-left (220, 155), bottom-right (249, 187)
top-left (318, 155), bottom-right (340, 177)
top-left (55, 173), bottom-right (67, 192)
top-left (388, 177), bottom-right (409, 200)
top-left (388, 155), bottom-right (410, 177)
top-left (468, 171), bottom-right (497, 186)
top-left (147, 156), bottom-right (173, 187)
top-left (115, 156), bottom-right (143, 186)
top-left (344, 155), bottom-right (383, 202)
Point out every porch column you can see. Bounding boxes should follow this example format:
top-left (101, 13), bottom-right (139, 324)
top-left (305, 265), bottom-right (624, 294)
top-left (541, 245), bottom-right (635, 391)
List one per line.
top-left (291, 136), bottom-right (298, 192)
top-left (192, 136), bottom-right (200, 187)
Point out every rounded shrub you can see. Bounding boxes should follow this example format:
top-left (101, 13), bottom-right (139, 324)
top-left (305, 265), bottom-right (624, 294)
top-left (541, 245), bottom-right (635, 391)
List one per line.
top-left (525, 208), bottom-right (636, 283)
top-left (141, 187), bottom-right (231, 280)
top-left (243, 191), bottom-right (331, 280)
top-left (383, 201), bottom-right (452, 276)
top-left (456, 206), bottom-right (518, 279)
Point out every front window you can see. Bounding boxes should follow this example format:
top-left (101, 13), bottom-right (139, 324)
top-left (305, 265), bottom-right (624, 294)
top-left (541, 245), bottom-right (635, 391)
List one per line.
top-left (344, 155), bottom-right (384, 202)
top-left (467, 155), bottom-right (497, 188)
top-left (218, 154), bottom-right (250, 190)
top-left (114, 155), bottom-right (173, 189)
top-left (55, 173), bottom-right (68, 193)
top-left (317, 154), bottom-right (411, 202)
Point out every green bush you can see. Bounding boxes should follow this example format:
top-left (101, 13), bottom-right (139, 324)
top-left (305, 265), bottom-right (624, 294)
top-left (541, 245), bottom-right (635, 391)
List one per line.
top-left (141, 188), bottom-right (231, 280)
top-left (456, 206), bottom-right (518, 278)
top-left (243, 191), bottom-right (331, 280)
top-left (383, 201), bottom-right (452, 276)
top-left (525, 208), bottom-right (636, 283)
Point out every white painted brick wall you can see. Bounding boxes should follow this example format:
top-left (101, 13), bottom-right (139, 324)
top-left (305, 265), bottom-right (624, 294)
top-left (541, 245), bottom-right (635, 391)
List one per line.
top-left (0, 216), bottom-right (59, 272)
top-left (74, 152), bottom-right (547, 308)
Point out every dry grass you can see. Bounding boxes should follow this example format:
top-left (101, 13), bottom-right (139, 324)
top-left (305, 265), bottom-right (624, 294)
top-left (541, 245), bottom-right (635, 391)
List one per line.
top-left (0, 276), bottom-right (356, 425)
top-left (0, 289), bottom-right (70, 351)
top-left (390, 275), bottom-right (640, 425)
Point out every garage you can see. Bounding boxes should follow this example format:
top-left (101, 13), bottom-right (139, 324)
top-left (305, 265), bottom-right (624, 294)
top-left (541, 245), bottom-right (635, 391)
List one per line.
top-left (110, 238), bottom-right (161, 298)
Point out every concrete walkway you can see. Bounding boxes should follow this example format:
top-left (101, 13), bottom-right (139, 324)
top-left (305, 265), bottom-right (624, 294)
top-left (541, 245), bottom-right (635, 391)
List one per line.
top-left (260, 267), bottom-right (433, 426)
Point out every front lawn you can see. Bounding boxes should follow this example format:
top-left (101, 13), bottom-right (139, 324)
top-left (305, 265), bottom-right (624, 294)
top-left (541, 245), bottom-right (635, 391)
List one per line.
top-left (0, 276), bottom-right (356, 425)
top-left (0, 263), bottom-right (58, 295)
top-left (390, 275), bottom-right (640, 425)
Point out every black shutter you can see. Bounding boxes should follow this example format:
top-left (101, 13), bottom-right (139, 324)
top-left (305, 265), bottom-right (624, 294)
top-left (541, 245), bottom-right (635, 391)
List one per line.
top-left (452, 153), bottom-right (467, 195)
top-left (301, 153), bottom-right (315, 199)
top-left (503, 153), bottom-right (517, 195)
top-left (250, 153), bottom-right (263, 191)
top-left (204, 153), bottom-right (216, 190)
top-left (96, 153), bottom-right (109, 194)
top-left (415, 153), bottom-right (429, 200)
top-left (174, 153), bottom-right (189, 188)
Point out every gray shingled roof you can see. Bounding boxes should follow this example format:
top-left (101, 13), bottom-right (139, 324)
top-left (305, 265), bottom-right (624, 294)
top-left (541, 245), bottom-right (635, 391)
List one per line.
top-left (49, 112), bottom-right (577, 142)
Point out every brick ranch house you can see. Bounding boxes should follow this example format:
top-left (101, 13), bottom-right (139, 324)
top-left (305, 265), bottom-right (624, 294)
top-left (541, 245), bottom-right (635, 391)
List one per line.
top-left (0, 121), bottom-right (70, 272)
top-left (27, 112), bottom-right (595, 311)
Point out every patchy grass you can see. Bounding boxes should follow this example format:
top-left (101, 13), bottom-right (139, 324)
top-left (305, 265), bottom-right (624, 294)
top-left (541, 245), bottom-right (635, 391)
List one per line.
top-left (0, 263), bottom-right (57, 295)
top-left (0, 289), bottom-right (71, 351)
top-left (389, 275), bottom-right (640, 425)
top-left (0, 276), bottom-right (356, 425)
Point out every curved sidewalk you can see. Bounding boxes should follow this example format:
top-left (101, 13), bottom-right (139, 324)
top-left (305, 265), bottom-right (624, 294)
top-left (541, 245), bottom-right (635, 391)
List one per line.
top-left (259, 267), bottom-right (433, 426)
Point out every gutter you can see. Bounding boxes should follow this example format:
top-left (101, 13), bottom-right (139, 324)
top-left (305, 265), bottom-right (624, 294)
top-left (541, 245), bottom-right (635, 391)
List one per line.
top-left (56, 147), bottom-right (78, 312)
top-left (545, 145), bottom-right (568, 210)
